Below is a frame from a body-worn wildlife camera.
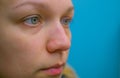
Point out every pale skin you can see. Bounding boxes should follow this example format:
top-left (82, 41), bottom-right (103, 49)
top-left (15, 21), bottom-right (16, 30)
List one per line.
top-left (0, 0), bottom-right (74, 78)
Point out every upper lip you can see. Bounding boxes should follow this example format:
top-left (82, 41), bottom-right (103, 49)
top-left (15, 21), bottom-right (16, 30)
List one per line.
top-left (41, 63), bottom-right (65, 70)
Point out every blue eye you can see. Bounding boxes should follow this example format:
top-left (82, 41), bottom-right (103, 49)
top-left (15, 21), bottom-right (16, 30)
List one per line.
top-left (23, 15), bottom-right (41, 27)
top-left (61, 17), bottom-right (72, 26)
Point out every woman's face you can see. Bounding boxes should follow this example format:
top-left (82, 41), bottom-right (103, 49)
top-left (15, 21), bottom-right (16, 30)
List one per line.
top-left (0, 0), bottom-right (74, 78)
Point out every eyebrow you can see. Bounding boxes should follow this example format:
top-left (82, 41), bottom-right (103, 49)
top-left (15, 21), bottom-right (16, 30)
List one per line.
top-left (66, 7), bottom-right (74, 14)
top-left (13, 1), bottom-right (49, 10)
top-left (13, 1), bottom-right (74, 13)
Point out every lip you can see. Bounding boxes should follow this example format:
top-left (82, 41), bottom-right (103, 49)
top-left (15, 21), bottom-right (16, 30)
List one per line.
top-left (41, 63), bottom-right (65, 76)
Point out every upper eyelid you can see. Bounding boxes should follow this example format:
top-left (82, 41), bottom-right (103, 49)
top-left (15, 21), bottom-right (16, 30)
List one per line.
top-left (22, 14), bottom-right (41, 21)
top-left (16, 10), bottom-right (73, 24)
top-left (62, 11), bottom-right (74, 18)
top-left (60, 17), bottom-right (73, 25)
top-left (61, 16), bottom-right (73, 21)
top-left (22, 15), bottom-right (42, 27)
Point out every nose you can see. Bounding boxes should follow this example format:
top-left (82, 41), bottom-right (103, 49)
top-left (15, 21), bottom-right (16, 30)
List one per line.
top-left (46, 24), bottom-right (71, 53)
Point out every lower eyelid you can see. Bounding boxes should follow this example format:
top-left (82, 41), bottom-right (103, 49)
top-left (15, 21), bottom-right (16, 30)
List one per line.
top-left (23, 22), bottom-right (40, 27)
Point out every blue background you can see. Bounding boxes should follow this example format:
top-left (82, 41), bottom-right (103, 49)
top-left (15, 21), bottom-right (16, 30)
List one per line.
top-left (67, 0), bottom-right (120, 78)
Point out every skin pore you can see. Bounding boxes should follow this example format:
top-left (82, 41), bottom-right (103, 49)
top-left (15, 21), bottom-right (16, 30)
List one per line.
top-left (0, 0), bottom-right (74, 78)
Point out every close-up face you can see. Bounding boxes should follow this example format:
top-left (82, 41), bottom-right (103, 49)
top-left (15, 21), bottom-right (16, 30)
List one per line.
top-left (0, 0), bottom-right (74, 78)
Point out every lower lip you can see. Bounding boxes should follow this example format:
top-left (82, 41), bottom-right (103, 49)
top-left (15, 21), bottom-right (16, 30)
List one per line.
top-left (42, 67), bottom-right (63, 76)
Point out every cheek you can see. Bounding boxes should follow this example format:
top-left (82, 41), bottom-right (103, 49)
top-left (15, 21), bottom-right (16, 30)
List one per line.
top-left (0, 29), bottom-right (47, 75)
top-left (1, 34), bottom-right (47, 63)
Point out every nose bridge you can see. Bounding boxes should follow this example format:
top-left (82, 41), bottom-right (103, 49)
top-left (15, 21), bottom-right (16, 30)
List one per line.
top-left (52, 22), bottom-right (68, 42)
top-left (47, 21), bottom-right (71, 52)
top-left (49, 17), bottom-right (69, 40)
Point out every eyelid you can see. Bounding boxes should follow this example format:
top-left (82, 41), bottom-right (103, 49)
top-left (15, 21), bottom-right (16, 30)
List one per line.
top-left (22, 14), bottom-right (43, 27)
top-left (22, 14), bottom-right (41, 21)
top-left (61, 16), bottom-right (73, 26)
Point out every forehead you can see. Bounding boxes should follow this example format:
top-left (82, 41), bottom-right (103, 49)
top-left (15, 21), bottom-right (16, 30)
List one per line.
top-left (0, 0), bottom-right (73, 8)
top-left (0, 0), bottom-right (73, 15)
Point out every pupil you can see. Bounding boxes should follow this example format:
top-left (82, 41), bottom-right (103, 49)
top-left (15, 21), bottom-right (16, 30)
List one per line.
top-left (64, 20), bottom-right (68, 24)
top-left (32, 17), bottom-right (38, 24)
top-left (65, 20), bottom-right (67, 23)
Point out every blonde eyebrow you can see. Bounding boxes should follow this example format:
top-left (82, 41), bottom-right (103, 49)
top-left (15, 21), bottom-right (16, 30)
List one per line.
top-left (13, 1), bottom-right (49, 10)
top-left (66, 7), bottom-right (74, 13)
top-left (13, 1), bottom-right (74, 15)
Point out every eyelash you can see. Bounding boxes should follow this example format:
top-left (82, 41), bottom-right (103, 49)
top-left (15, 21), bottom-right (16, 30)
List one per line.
top-left (61, 17), bottom-right (72, 27)
top-left (23, 15), bottom-right (42, 27)
top-left (22, 14), bottom-right (72, 28)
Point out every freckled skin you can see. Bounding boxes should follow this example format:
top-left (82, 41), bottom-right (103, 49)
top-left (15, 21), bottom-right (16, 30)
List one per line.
top-left (0, 0), bottom-right (74, 78)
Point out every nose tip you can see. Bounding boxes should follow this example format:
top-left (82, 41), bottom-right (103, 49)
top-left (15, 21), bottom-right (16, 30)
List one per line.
top-left (47, 37), bottom-right (71, 52)
top-left (46, 28), bottom-right (71, 53)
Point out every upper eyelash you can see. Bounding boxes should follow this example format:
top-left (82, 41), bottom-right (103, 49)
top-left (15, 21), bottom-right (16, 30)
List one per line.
top-left (22, 14), bottom-right (41, 21)
top-left (61, 17), bottom-right (72, 25)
